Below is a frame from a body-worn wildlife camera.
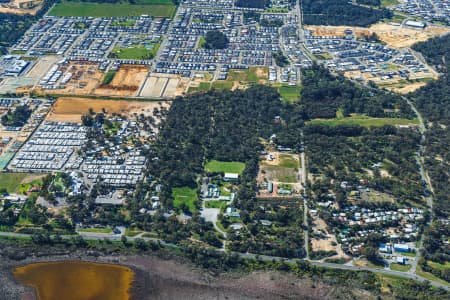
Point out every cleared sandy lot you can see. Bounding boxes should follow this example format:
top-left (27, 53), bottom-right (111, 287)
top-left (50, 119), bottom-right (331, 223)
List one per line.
top-left (0, 0), bottom-right (43, 15)
top-left (47, 97), bottom-right (169, 123)
top-left (306, 24), bottom-right (450, 49)
top-left (139, 74), bottom-right (182, 98)
top-left (95, 65), bottom-right (149, 97)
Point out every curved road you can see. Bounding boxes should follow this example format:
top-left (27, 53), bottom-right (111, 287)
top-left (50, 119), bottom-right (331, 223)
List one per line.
top-left (0, 229), bottom-right (448, 291)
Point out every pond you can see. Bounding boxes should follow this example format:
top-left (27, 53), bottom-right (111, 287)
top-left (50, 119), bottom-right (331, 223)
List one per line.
top-left (13, 261), bottom-right (134, 300)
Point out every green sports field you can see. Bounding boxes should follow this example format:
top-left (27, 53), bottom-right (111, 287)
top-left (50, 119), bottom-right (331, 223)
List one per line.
top-left (278, 85), bottom-right (301, 103)
top-left (109, 44), bottom-right (160, 60)
top-left (172, 187), bottom-right (198, 213)
top-left (205, 160), bottom-right (246, 174)
top-left (49, 2), bottom-right (176, 18)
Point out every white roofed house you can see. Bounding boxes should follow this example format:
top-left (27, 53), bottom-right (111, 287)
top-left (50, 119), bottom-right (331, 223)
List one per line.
top-left (223, 172), bottom-right (239, 182)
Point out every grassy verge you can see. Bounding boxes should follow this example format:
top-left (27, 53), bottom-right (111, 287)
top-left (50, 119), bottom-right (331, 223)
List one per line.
top-left (390, 263), bottom-right (411, 272)
top-left (308, 114), bottom-right (419, 127)
top-left (78, 227), bottom-right (113, 234)
top-left (111, 20), bottom-right (136, 27)
top-left (416, 268), bottom-right (450, 286)
top-left (102, 71), bottom-right (117, 85)
top-left (125, 228), bottom-right (143, 237)
top-left (314, 53), bottom-right (333, 60)
top-left (205, 200), bottom-right (228, 209)
top-left (401, 251), bottom-right (416, 258)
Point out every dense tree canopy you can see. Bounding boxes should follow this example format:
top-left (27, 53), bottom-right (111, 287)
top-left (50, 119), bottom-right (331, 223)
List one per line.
top-left (204, 30), bottom-right (229, 49)
top-left (0, 0), bottom-right (55, 52)
top-left (410, 34), bottom-right (450, 218)
top-left (1, 105), bottom-right (32, 127)
top-left (301, 65), bottom-right (415, 119)
top-left (235, 0), bottom-right (269, 9)
top-left (302, 0), bottom-right (392, 27)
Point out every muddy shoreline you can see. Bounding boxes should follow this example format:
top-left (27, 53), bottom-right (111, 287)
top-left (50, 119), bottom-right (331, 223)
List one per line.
top-left (0, 251), bottom-right (374, 300)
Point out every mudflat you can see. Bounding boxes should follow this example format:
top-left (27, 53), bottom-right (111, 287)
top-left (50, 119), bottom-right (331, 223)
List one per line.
top-left (13, 261), bottom-right (133, 300)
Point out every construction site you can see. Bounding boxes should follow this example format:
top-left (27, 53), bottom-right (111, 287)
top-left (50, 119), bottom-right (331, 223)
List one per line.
top-left (0, 0), bottom-right (43, 15)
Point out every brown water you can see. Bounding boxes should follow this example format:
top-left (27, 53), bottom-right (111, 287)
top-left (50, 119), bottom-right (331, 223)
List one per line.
top-left (13, 261), bottom-right (134, 300)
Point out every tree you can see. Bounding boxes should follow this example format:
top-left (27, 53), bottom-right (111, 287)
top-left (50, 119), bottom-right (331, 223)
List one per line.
top-left (134, 238), bottom-right (148, 250)
top-left (362, 246), bottom-right (382, 265)
top-left (273, 51), bottom-right (289, 67)
top-left (204, 30), bottom-right (229, 49)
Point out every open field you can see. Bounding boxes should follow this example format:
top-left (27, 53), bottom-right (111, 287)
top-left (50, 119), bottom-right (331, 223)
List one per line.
top-left (188, 67), bottom-right (268, 93)
top-left (172, 187), bottom-right (198, 213)
top-left (308, 115), bottom-right (419, 127)
top-left (311, 217), bottom-right (349, 260)
top-left (95, 65), bottom-right (148, 97)
top-left (227, 67), bottom-right (268, 84)
top-left (428, 261), bottom-right (450, 271)
top-left (17, 174), bottom-right (46, 194)
top-left (277, 85), bottom-right (301, 103)
top-left (46, 97), bottom-right (168, 123)
top-left (205, 160), bottom-right (245, 175)
top-left (381, 0), bottom-right (399, 7)
top-left (258, 152), bottom-right (300, 185)
top-left (257, 164), bottom-right (298, 188)
top-left (49, 2), bottom-right (176, 18)
top-left (110, 44), bottom-right (159, 60)
top-left (188, 82), bottom-right (211, 93)
top-left (389, 263), bottom-right (411, 272)
top-left (205, 200), bottom-right (228, 209)
top-left (306, 24), bottom-right (450, 49)
top-left (0, 173), bottom-right (44, 193)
